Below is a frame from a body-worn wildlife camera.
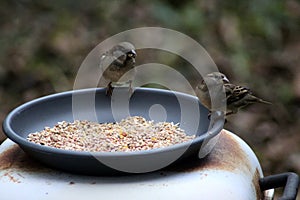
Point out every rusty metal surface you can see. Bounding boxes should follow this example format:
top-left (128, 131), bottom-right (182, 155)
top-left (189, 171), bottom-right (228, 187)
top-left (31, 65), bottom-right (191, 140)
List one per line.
top-left (169, 130), bottom-right (254, 172)
top-left (0, 130), bottom-right (265, 200)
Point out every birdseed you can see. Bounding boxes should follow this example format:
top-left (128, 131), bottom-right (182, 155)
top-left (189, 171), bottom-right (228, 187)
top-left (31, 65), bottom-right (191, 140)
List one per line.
top-left (27, 116), bottom-right (195, 152)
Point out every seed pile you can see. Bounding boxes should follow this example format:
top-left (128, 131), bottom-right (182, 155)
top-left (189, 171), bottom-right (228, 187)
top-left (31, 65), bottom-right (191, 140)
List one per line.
top-left (27, 116), bottom-right (194, 152)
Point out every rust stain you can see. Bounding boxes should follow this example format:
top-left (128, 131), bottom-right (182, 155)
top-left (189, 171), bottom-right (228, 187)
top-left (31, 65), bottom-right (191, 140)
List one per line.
top-left (3, 171), bottom-right (21, 183)
top-left (0, 144), bottom-right (24, 183)
top-left (252, 168), bottom-right (263, 200)
top-left (0, 144), bottom-right (52, 173)
top-left (168, 130), bottom-right (252, 173)
top-left (0, 144), bottom-right (56, 183)
top-left (0, 145), bottom-right (36, 183)
top-left (0, 144), bottom-right (22, 170)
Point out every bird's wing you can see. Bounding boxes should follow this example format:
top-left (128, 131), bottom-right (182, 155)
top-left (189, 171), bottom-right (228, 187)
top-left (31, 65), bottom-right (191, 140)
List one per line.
top-left (100, 53), bottom-right (123, 71)
top-left (225, 84), bottom-right (251, 104)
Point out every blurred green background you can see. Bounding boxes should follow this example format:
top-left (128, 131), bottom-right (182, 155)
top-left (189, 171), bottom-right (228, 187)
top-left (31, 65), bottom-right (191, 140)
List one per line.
top-left (1, 0), bottom-right (300, 181)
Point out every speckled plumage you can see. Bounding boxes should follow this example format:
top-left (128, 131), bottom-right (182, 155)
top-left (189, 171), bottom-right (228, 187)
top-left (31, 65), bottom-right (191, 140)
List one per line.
top-left (100, 42), bottom-right (136, 96)
top-left (224, 83), bottom-right (271, 115)
top-left (196, 72), bottom-right (271, 116)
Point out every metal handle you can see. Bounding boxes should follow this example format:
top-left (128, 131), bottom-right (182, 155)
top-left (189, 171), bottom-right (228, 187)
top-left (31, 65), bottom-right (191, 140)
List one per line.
top-left (259, 172), bottom-right (299, 200)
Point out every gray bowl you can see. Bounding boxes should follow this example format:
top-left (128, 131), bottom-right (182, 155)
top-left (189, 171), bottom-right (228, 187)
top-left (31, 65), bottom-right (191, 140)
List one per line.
top-left (2, 88), bottom-right (224, 175)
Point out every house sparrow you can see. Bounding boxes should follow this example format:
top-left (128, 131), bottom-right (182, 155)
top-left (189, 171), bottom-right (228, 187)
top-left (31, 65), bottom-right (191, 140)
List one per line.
top-left (195, 72), bottom-right (229, 112)
top-left (195, 72), bottom-right (271, 116)
top-left (224, 83), bottom-right (271, 116)
top-left (100, 42), bottom-right (136, 96)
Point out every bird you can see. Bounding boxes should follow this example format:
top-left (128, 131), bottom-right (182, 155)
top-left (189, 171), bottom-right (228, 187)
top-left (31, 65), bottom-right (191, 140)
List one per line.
top-left (224, 83), bottom-right (271, 116)
top-left (195, 72), bottom-right (271, 116)
top-left (99, 42), bottom-right (136, 96)
top-left (195, 72), bottom-right (229, 113)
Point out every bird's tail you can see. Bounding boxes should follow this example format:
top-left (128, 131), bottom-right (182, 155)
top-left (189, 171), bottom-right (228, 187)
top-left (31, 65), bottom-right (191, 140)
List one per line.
top-left (256, 97), bottom-right (272, 105)
top-left (259, 99), bottom-right (272, 105)
top-left (247, 94), bottom-right (272, 105)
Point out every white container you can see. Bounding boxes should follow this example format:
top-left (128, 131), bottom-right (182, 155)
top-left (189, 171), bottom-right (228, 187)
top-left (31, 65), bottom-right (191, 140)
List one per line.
top-left (0, 129), bottom-right (294, 200)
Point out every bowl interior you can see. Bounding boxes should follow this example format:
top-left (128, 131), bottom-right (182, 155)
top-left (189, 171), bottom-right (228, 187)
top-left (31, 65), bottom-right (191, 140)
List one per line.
top-left (3, 87), bottom-right (221, 175)
top-left (8, 88), bottom-right (210, 140)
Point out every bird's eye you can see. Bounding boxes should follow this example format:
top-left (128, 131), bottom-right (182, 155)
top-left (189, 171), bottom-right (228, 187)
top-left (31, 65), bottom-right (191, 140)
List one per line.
top-left (127, 52), bottom-right (136, 58)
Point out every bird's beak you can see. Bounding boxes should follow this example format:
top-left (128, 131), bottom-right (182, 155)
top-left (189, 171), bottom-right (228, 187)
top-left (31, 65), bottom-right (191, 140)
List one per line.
top-left (223, 77), bottom-right (230, 83)
top-left (127, 50), bottom-right (136, 58)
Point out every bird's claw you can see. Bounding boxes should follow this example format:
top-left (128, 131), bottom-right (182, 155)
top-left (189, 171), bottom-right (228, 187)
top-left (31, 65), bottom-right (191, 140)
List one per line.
top-left (106, 83), bottom-right (114, 97)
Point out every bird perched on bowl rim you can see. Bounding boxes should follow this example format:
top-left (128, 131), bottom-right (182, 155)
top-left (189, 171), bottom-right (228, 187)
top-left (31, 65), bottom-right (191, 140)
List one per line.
top-left (195, 72), bottom-right (229, 113)
top-left (195, 72), bottom-right (271, 116)
top-left (100, 42), bottom-right (136, 96)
